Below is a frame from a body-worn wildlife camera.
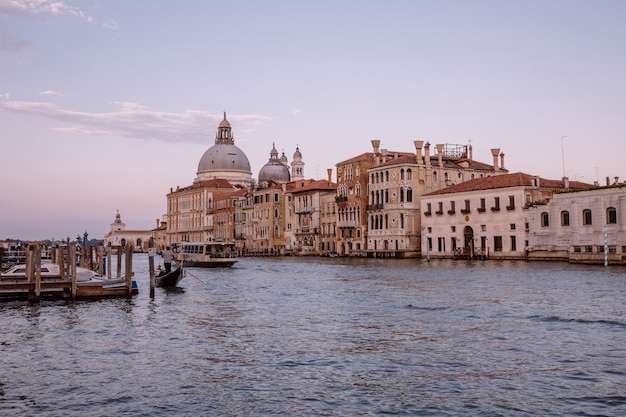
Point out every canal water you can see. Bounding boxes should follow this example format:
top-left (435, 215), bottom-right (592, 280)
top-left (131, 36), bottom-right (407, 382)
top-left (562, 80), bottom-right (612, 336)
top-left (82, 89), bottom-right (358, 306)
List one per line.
top-left (1, 256), bottom-right (625, 416)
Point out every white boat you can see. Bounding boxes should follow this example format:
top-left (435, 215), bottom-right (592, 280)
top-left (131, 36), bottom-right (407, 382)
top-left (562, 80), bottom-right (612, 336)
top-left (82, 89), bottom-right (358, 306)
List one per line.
top-left (1, 263), bottom-right (103, 282)
top-left (172, 241), bottom-right (238, 268)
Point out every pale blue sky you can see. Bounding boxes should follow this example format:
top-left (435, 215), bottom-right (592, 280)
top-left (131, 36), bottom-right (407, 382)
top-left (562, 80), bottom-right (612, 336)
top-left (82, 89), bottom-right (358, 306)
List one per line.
top-left (1, 0), bottom-right (625, 240)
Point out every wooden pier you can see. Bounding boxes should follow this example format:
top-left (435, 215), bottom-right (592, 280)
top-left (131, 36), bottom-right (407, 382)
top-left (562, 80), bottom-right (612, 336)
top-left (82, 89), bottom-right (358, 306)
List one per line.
top-left (0, 243), bottom-right (138, 301)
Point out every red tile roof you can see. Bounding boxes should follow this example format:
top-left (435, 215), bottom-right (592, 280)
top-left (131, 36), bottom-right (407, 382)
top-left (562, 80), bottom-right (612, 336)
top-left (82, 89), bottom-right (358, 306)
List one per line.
top-left (423, 172), bottom-right (592, 196)
top-left (290, 179), bottom-right (337, 193)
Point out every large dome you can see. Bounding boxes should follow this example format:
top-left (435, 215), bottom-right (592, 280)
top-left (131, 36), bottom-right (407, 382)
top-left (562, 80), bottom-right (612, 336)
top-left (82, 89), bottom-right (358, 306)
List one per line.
top-left (259, 143), bottom-right (290, 185)
top-left (194, 113), bottom-right (253, 187)
top-left (197, 143), bottom-right (251, 173)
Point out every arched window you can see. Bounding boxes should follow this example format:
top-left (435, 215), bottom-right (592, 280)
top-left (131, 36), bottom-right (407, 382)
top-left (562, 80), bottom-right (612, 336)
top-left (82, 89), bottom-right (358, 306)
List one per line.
top-left (400, 169), bottom-right (405, 180)
top-left (385, 189), bottom-right (389, 203)
top-left (274, 208), bottom-right (279, 218)
top-left (561, 211), bottom-right (570, 226)
top-left (583, 209), bottom-right (592, 225)
top-left (406, 187), bottom-right (413, 202)
top-left (407, 169), bottom-right (412, 180)
top-left (399, 187), bottom-right (404, 202)
top-left (541, 212), bottom-right (550, 227)
top-left (433, 172), bottom-right (437, 182)
top-left (607, 207), bottom-right (617, 224)
top-left (400, 213), bottom-right (404, 229)
top-left (274, 225), bottom-right (279, 237)
top-left (385, 171), bottom-right (389, 182)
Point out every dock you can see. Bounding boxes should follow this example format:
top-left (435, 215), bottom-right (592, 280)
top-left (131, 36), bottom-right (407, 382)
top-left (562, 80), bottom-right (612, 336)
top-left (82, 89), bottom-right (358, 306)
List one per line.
top-left (0, 243), bottom-right (138, 301)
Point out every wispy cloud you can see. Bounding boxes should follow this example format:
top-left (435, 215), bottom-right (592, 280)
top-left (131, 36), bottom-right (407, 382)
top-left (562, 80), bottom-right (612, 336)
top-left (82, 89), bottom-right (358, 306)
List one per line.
top-left (39, 90), bottom-right (64, 98)
top-left (290, 108), bottom-right (303, 116)
top-left (0, 100), bottom-right (270, 144)
top-left (0, 0), bottom-right (93, 22)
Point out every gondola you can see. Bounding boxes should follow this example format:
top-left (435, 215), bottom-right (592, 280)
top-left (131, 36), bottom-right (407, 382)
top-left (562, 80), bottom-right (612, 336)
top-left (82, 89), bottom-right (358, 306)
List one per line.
top-left (155, 266), bottom-right (183, 288)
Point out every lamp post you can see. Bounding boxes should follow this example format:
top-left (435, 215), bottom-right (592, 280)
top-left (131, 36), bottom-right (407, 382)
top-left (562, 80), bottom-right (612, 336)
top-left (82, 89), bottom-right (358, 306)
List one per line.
top-left (561, 136), bottom-right (569, 178)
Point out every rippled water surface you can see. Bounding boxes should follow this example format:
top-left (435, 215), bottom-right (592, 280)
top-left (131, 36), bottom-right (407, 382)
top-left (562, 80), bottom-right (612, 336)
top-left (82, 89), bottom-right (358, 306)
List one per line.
top-left (1, 257), bottom-right (626, 416)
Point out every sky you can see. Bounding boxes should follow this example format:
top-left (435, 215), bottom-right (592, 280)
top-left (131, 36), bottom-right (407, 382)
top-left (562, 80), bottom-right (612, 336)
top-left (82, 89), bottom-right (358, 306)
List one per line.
top-left (1, 0), bottom-right (625, 241)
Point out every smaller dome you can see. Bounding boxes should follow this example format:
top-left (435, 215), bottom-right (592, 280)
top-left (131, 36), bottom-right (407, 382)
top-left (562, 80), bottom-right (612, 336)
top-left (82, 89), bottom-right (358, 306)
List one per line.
top-left (293, 146), bottom-right (302, 159)
top-left (259, 143), bottom-right (290, 184)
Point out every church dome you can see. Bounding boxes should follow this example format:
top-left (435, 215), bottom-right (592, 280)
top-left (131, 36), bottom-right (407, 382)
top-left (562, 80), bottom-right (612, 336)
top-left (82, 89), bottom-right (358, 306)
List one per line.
top-left (259, 143), bottom-right (290, 185)
top-left (197, 144), bottom-right (251, 173)
top-left (195, 112), bottom-right (253, 187)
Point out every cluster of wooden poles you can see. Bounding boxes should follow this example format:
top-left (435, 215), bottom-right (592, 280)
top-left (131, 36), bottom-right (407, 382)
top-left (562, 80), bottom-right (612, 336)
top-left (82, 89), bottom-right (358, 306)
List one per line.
top-left (0, 243), bottom-right (136, 301)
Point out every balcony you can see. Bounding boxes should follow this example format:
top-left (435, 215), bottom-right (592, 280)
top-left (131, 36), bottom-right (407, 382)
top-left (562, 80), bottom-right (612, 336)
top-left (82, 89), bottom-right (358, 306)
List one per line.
top-left (338, 220), bottom-right (356, 228)
top-left (435, 210), bottom-right (443, 215)
top-left (506, 205), bottom-right (516, 211)
top-left (366, 203), bottom-right (384, 211)
top-left (295, 206), bottom-right (316, 214)
top-left (491, 207), bottom-right (500, 212)
top-left (335, 196), bottom-right (348, 203)
top-left (423, 211), bottom-right (432, 216)
top-left (461, 209), bottom-right (471, 214)
top-left (477, 207), bottom-right (486, 213)
top-left (447, 210), bottom-right (456, 215)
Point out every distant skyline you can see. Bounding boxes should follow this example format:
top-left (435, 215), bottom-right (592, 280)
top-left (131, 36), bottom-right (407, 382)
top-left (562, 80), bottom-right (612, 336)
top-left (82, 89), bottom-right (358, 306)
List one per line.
top-left (1, 0), bottom-right (625, 240)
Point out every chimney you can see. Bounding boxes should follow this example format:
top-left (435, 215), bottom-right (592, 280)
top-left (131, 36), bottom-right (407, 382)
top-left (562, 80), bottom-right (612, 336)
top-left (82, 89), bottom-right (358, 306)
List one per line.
top-left (500, 152), bottom-right (505, 170)
top-left (371, 139), bottom-right (380, 154)
top-left (413, 140), bottom-right (424, 164)
top-left (606, 176), bottom-right (611, 186)
top-left (469, 145), bottom-right (473, 161)
top-left (424, 142), bottom-right (431, 166)
top-left (615, 176), bottom-right (620, 184)
top-left (156, 219), bottom-right (159, 228)
top-left (563, 177), bottom-right (570, 189)
top-left (534, 176), bottom-right (540, 187)
top-left (327, 168), bottom-right (332, 182)
top-left (436, 144), bottom-right (444, 168)
top-left (381, 148), bottom-right (388, 163)
top-left (491, 148), bottom-right (500, 171)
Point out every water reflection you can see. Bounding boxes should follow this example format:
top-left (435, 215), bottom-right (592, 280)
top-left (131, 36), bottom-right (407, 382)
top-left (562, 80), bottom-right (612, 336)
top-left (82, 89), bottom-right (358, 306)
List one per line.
top-left (1, 256), bottom-right (625, 416)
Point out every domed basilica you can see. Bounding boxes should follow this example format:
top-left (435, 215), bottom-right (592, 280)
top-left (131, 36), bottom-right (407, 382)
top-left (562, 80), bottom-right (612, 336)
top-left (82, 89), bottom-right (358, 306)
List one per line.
top-left (165, 112), bottom-right (306, 243)
top-left (195, 112), bottom-right (253, 187)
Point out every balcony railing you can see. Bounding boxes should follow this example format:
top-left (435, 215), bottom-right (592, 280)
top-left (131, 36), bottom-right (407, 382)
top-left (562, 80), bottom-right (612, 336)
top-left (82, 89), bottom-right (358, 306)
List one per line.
top-left (366, 203), bottom-right (384, 211)
top-left (338, 220), bottom-right (356, 228)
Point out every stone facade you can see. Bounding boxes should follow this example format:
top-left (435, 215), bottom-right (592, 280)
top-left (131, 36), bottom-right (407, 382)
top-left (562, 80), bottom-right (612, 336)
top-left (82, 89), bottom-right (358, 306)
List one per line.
top-left (527, 185), bottom-right (626, 264)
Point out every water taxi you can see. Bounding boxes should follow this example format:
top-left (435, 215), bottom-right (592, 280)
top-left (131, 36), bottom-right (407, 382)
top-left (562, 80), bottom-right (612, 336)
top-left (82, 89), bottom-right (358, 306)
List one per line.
top-left (172, 241), bottom-right (238, 268)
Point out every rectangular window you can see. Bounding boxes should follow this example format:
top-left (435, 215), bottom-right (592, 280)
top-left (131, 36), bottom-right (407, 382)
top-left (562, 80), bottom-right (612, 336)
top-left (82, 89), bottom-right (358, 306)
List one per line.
top-left (510, 223), bottom-right (516, 230)
top-left (438, 237), bottom-right (445, 252)
top-left (511, 236), bottom-right (517, 251)
top-left (479, 198), bottom-right (486, 212)
top-left (462, 200), bottom-right (470, 214)
top-left (274, 193), bottom-right (279, 202)
top-left (492, 197), bottom-right (500, 211)
top-left (494, 236), bottom-right (503, 252)
top-left (507, 195), bottom-right (515, 210)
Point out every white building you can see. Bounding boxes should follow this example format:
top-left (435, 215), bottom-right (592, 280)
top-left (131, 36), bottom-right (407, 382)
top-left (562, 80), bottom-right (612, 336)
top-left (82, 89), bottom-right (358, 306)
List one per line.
top-left (421, 173), bottom-right (590, 260)
top-left (527, 185), bottom-right (626, 264)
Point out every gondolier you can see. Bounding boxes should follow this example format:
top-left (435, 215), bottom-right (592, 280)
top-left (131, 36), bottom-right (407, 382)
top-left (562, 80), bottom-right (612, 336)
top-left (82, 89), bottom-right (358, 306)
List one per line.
top-left (162, 247), bottom-right (174, 273)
